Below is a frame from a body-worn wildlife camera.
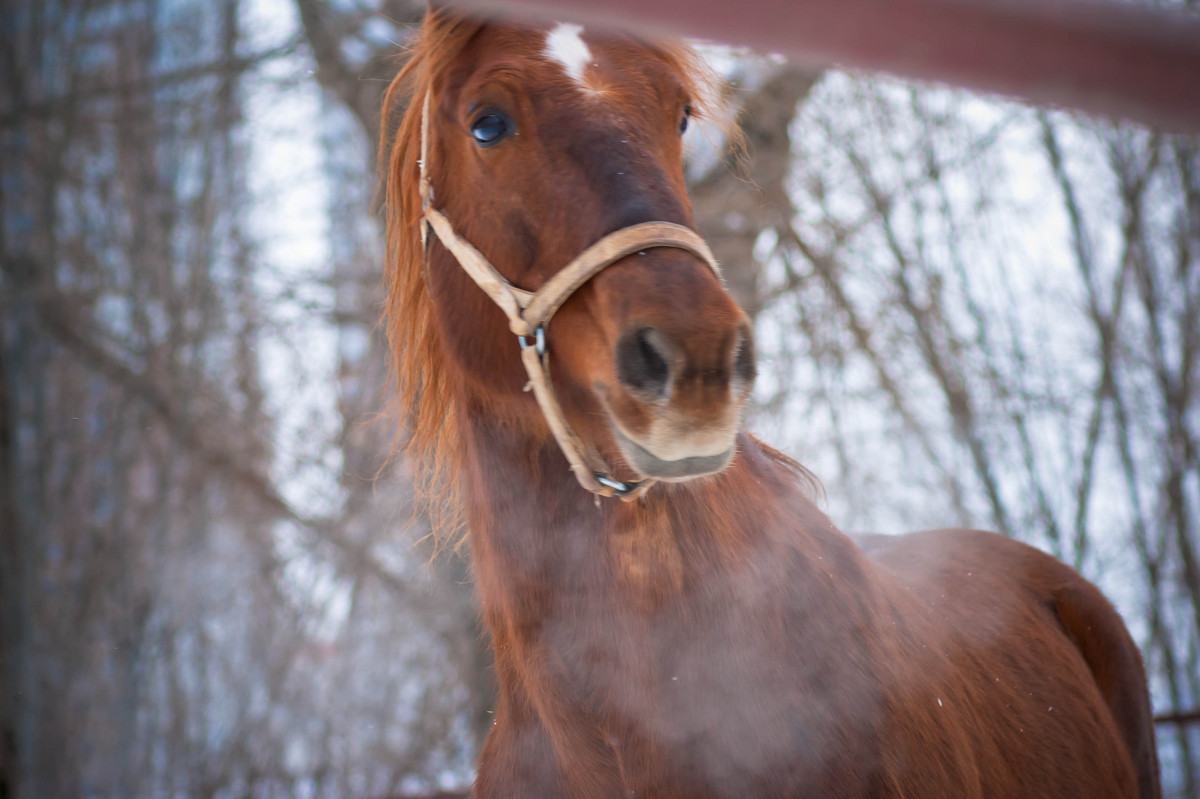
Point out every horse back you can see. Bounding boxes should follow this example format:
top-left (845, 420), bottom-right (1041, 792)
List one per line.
top-left (858, 528), bottom-right (1161, 799)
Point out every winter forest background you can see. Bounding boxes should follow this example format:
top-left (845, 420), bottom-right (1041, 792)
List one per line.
top-left (3, 0), bottom-right (1199, 796)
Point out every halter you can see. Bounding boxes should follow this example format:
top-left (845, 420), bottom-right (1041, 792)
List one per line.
top-left (416, 92), bottom-right (723, 501)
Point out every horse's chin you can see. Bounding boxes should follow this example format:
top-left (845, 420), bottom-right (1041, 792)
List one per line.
top-left (611, 424), bottom-right (736, 482)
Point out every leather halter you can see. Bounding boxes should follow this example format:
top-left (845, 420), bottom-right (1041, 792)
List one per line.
top-left (417, 92), bottom-right (722, 501)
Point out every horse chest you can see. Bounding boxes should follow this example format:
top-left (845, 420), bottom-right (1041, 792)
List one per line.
top-left (528, 581), bottom-right (907, 795)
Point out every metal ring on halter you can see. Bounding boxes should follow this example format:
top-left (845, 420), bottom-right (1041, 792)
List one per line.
top-left (517, 324), bottom-right (546, 356)
top-left (596, 474), bottom-right (639, 496)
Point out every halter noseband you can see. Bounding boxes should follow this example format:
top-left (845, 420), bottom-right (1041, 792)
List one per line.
top-left (417, 92), bottom-right (722, 501)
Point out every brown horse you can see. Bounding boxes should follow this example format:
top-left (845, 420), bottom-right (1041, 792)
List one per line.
top-left (379, 7), bottom-right (1161, 798)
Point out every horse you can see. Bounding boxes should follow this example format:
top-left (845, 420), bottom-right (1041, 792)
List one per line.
top-left (378, 7), bottom-right (1161, 797)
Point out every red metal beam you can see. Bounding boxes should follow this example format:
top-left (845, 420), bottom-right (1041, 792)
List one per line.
top-left (452, 0), bottom-right (1200, 132)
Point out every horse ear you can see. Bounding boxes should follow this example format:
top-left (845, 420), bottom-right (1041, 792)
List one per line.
top-left (422, 2), bottom-right (490, 54)
top-left (424, 1), bottom-right (484, 32)
top-left (426, 1), bottom-right (469, 21)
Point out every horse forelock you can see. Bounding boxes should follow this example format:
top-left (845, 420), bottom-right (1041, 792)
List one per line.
top-left (378, 9), bottom-right (735, 541)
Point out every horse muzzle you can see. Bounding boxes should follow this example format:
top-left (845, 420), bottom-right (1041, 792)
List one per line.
top-left (603, 317), bottom-right (755, 482)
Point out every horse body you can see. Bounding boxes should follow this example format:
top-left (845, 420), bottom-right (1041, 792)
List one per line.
top-left (464, 422), bottom-right (1150, 798)
top-left (380, 9), bottom-right (1159, 797)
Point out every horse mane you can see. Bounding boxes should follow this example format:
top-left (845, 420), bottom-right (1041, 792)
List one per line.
top-left (379, 10), bottom-right (485, 538)
top-left (378, 9), bottom-right (737, 538)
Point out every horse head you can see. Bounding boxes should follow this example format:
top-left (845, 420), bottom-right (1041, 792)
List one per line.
top-left (393, 10), bottom-right (754, 491)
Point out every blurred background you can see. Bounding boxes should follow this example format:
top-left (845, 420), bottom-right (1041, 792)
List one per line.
top-left (2, 0), bottom-right (1198, 796)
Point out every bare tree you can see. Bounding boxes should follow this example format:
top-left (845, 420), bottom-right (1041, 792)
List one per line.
top-left (0, 0), bottom-right (463, 795)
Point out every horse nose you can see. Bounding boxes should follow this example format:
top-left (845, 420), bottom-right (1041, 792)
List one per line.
top-left (615, 322), bottom-right (757, 402)
top-left (616, 327), bottom-right (674, 400)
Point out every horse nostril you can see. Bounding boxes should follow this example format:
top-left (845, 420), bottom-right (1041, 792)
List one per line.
top-left (616, 327), bottom-right (673, 400)
top-left (734, 327), bottom-right (757, 386)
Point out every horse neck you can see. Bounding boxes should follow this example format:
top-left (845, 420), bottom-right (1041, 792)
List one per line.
top-left (455, 393), bottom-right (856, 617)
top-left (457, 395), bottom-right (611, 591)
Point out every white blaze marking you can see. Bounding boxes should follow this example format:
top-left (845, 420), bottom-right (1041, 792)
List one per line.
top-left (545, 23), bottom-right (592, 87)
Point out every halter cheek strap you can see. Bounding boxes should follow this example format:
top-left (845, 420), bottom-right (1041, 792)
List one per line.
top-left (417, 92), bottom-right (722, 501)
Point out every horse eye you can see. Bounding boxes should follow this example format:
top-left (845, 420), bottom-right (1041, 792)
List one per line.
top-left (471, 113), bottom-right (511, 146)
top-left (679, 104), bottom-right (692, 135)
